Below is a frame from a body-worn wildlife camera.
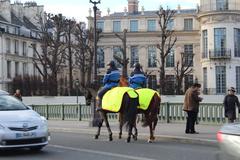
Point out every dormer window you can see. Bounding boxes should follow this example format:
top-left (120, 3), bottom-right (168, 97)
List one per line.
top-left (216, 0), bottom-right (228, 11)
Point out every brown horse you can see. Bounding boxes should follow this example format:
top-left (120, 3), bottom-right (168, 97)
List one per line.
top-left (94, 87), bottom-right (138, 143)
top-left (119, 77), bottom-right (161, 143)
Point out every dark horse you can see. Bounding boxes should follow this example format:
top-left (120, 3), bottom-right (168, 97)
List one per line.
top-left (94, 87), bottom-right (138, 143)
top-left (119, 77), bottom-right (161, 143)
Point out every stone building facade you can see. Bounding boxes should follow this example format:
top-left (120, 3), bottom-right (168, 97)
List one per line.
top-left (0, 0), bottom-right (43, 91)
top-left (89, 0), bottom-right (240, 94)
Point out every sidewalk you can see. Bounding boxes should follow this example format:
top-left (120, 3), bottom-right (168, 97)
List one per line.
top-left (48, 120), bottom-right (221, 145)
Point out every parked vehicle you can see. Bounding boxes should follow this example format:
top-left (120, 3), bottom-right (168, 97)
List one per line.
top-left (217, 122), bottom-right (240, 158)
top-left (0, 90), bottom-right (49, 151)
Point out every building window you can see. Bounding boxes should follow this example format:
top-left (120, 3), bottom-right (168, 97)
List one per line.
top-left (167, 19), bottom-right (174, 30)
top-left (23, 63), bottom-right (28, 75)
top-left (216, 66), bottom-right (226, 94)
top-left (148, 46), bottom-right (157, 68)
top-left (184, 45), bottom-right (193, 67)
top-left (15, 62), bottom-right (19, 76)
top-left (113, 46), bottom-right (122, 68)
top-left (113, 21), bottom-right (121, 32)
top-left (130, 20), bottom-right (138, 32)
top-left (6, 38), bottom-right (11, 53)
top-left (203, 67), bottom-right (208, 94)
top-left (166, 49), bottom-right (175, 67)
top-left (7, 61), bottom-right (11, 78)
top-left (165, 75), bottom-right (175, 95)
top-left (97, 47), bottom-right (105, 68)
top-left (216, 0), bottom-right (228, 10)
top-left (214, 28), bottom-right (226, 56)
top-left (236, 66), bottom-right (240, 94)
top-left (32, 43), bottom-right (36, 58)
top-left (202, 30), bottom-right (208, 58)
top-left (184, 19), bottom-right (193, 31)
top-left (147, 20), bottom-right (156, 32)
top-left (234, 28), bottom-right (240, 57)
top-left (97, 21), bottom-right (104, 32)
top-left (147, 75), bottom-right (157, 89)
top-left (22, 41), bottom-right (27, 56)
top-left (14, 40), bottom-right (19, 55)
top-left (130, 46), bottom-right (139, 67)
top-left (184, 75), bottom-right (193, 92)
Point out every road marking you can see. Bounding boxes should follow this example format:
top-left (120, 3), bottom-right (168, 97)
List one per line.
top-left (49, 144), bottom-right (157, 160)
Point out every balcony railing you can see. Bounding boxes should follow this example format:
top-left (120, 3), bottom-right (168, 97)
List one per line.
top-left (209, 49), bottom-right (231, 59)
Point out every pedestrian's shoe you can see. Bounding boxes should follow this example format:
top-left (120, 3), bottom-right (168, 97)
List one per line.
top-left (190, 131), bottom-right (199, 134)
top-left (185, 130), bottom-right (190, 134)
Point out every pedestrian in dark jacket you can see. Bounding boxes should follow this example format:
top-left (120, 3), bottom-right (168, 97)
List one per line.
top-left (183, 83), bottom-right (203, 134)
top-left (224, 87), bottom-right (240, 123)
top-left (129, 63), bottom-right (147, 89)
top-left (96, 60), bottom-right (120, 111)
top-left (14, 89), bottom-right (22, 101)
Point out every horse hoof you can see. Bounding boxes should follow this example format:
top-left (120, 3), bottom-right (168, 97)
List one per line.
top-left (126, 137), bottom-right (131, 143)
top-left (148, 139), bottom-right (153, 143)
top-left (133, 135), bottom-right (137, 141)
top-left (94, 135), bottom-right (99, 139)
top-left (109, 136), bottom-right (113, 141)
top-left (119, 135), bottom-right (122, 139)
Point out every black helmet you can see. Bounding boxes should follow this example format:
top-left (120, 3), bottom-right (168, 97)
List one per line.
top-left (107, 60), bottom-right (115, 67)
top-left (134, 62), bottom-right (141, 69)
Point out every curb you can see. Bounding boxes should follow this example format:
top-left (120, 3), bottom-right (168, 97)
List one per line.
top-left (49, 127), bottom-right (218, 146)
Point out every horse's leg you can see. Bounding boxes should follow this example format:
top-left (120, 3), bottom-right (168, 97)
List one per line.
top-left (145, 114), bottom-right (154, 143)
top-left (103, 112), bottom-right (113, 141)
top-left (152, 115), bottom-right (158, 141)
top-left (119, 113), bottom-right (124, 139)
top-left (95, 112), bottom-right (104, 139)
top-left (132, 118), bottom-right (138, 141)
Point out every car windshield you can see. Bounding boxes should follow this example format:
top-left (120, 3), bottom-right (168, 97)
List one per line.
top-left (0, 95), bottom-right (29, 111)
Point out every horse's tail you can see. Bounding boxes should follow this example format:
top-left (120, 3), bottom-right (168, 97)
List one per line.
top-left (123, 93), bottom-right (138, 130)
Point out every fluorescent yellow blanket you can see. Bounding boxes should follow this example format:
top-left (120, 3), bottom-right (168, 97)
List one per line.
top-left (136, 88), bottom-right (160, 110)
top-left (102, 87), bottom-right (138, 112)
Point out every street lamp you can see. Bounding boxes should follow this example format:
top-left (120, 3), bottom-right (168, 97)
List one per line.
top-left (90, 0), bottom-right (101, 85)
top-left (75, 79), bottom-right (80, 104)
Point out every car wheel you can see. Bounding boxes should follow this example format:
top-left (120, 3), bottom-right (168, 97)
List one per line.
top-left (29, 146), bottom-right (44, 152)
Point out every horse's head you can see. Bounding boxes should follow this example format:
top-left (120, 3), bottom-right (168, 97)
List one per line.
top-left (119, 76), bottom-right (128, 87)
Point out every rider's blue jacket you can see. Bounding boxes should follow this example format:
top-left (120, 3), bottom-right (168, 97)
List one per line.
top-left (103, 67), bottom-right (120, 89)
top-left (129, 70), bottom-right (147, 89)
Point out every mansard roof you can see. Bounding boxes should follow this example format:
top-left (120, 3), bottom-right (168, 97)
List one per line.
top-left (101, 9), bottom-right (197, 19)
top-left (0, 15), bottom-right (8, 22)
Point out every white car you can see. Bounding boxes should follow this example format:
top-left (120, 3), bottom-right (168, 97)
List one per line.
top-left (0, 90), bottom-right (49, 151)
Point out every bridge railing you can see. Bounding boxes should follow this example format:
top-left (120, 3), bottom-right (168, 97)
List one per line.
top-left (31, 103), bottom-right (234, 124)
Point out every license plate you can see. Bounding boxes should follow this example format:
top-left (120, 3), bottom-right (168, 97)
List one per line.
top-left (16, 132), bottom-right (37, 138)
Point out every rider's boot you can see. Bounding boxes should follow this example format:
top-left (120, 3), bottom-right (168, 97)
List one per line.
top-left (95, 96), bottom-right (102, 111)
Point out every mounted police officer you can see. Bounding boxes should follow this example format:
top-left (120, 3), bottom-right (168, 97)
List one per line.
top-left (96, 60), bottom-right (121, 111)
top-left (129, 63), bottom-right (147, 89)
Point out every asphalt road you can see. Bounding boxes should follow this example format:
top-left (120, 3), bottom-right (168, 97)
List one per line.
top-left (0, 131), bottom-right (237, 160)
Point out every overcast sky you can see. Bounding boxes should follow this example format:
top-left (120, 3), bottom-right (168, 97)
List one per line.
top-left (19, 0), bottom-right (200, 22)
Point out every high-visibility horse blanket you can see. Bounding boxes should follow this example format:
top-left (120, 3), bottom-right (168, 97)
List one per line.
top-left (135, 88), bottom-right (160, 110)
top-left (102, 87), bottom-right (138, 112)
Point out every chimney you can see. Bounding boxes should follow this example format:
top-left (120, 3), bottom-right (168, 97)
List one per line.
top-left (0, 0), bottom-right (11, 22)
top-left (128, 0), bottom-right (139, 14)
top-left (23, 2), bottom-right (44, 28)
top-left (177, 4), bottom-right (181, 13)
top-left (11, 1), bottom-right (24, 21)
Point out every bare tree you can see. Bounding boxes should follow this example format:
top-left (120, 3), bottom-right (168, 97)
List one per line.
top-left (64, 18), bottom-right (76, 95)
top-left (175, 52), bottom-right (194, 95)
top-left (114, 29), bottom-right (129, 78)
top-left (32, 13), bottom-right (67, 96)
top-left (156, 7), bottom-right (177, 94)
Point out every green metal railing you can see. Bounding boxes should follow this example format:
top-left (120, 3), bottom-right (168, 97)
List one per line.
top-left (31, 103), bottom-right (234, 124)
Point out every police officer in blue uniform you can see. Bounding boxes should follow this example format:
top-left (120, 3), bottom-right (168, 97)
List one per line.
top-left (96, 60), bottom-right (120, 111)
top-left (129, 63), bottom-right (147, 89)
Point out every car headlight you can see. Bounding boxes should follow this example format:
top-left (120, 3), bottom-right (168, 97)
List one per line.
top-left (40, 116), bottom-right (48, 130)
